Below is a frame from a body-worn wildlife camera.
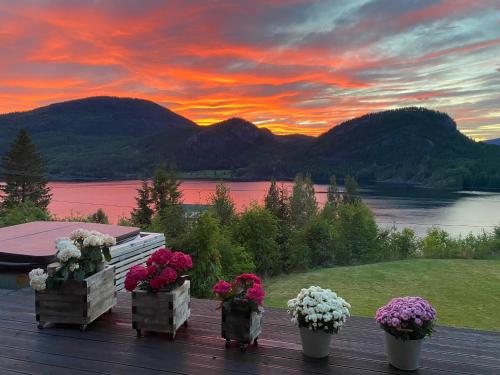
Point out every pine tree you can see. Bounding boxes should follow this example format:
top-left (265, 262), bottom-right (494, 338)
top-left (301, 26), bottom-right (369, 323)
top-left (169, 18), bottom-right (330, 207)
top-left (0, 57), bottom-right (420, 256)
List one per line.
top-left (264, 179), bottom-right (280, 217)
top-left (208, 181), bottom-right (235, 228)
top-left (131, 179), bottom-right (153, 228)
top-left (344, 175), bottom-right (360, 204)
top-left (290, 173), bottom-right (317, 228)
top-left (1, 129), bottom-right (51, 210)
top-left (327, 175), bottom-right (342, 206)
top-left (151, 168), bottom-right (182, 212)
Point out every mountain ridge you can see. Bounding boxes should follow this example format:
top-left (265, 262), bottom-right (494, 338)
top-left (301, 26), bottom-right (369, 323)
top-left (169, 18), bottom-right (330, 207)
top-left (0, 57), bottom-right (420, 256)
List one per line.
top-left (1, 96), bottom-right (499, 189)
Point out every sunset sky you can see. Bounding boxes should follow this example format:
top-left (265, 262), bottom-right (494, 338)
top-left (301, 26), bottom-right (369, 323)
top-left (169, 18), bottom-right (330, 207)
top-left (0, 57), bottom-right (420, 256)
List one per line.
top-left (1, 0), bottom-right (499, 139)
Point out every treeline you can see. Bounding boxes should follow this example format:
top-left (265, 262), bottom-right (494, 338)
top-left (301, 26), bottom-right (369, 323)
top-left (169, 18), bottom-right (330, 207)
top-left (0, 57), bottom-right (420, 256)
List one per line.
top-left (125, 168), bottom-right (500, 298)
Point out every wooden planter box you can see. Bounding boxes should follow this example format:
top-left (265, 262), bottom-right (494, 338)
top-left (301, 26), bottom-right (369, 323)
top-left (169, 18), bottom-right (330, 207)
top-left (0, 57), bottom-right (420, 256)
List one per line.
top-left (221, 303), bottom-right (263, 351)
top-left (132, 280), bottom-right (190, 339)
top-left (35, 266), bottom-right (117, 332)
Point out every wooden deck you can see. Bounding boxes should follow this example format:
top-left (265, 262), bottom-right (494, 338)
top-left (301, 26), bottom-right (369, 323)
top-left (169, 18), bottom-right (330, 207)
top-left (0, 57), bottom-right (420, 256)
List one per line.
top-left (0, 290), bottom-right (499, 375)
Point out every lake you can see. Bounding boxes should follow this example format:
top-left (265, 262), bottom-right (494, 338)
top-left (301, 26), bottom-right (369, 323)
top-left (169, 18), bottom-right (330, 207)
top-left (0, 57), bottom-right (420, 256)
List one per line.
top-left (47, 180), bottom-right (500, 237)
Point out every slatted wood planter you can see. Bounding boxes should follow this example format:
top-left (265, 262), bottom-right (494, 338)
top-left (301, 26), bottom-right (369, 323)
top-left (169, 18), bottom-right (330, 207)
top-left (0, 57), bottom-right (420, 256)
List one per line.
top-left (109, 232), bottom-right (165, 291)
top-left (221, 304), bottom-right (263, 351)
top-left (35, 266), bottom-right (117, 332)
top-left (132, 280), bottom-right (190, 339)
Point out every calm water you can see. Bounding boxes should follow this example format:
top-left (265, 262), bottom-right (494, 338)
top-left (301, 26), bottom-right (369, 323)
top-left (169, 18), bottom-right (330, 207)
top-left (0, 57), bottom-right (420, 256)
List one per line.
top-left (48, 180), bottom-right (500, 237)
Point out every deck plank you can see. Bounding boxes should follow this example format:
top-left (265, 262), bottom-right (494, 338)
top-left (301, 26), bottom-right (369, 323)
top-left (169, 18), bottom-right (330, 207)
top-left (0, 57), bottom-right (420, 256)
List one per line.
top-left (0, 291), bottom-right (498, 374)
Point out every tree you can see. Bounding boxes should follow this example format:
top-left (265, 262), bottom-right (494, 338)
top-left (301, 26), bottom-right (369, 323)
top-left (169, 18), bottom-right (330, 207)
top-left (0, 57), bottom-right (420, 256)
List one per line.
top-left (264, 179), bottom-right (280, 217)
top-left (327, 175), bottom-right (342, 205)
top-left (290, 173), bottom-right (317, 228)
top-left (332, 201), bottom-right (378, 265)
top-left (150, 168), bottom-right (185, 245)
top-left (1, 129), bottom-right (51, 210)
top-left (344, 175), bottom-right (360, 204)
top-left (235, 205), bottom-right (280, 276)
top-left (208, 181), bottom-right (235, 228)
top-left (181, 212), bottom-right (223, 298)
top-left (131, 179), bottom-right (153, 228)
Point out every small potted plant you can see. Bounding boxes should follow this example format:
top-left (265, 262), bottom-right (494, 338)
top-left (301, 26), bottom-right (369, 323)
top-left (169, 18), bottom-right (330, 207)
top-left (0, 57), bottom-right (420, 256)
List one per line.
top-left (375, 296), bottom-right (437, 371)
top-left (29, 229), bottom-right (117, 331)
top-left (124, 248), bottom-right (192, 339)
top-left (287, 286), bottom-right (351, 359)
top-left (213, 273), bottom-right (265, 351)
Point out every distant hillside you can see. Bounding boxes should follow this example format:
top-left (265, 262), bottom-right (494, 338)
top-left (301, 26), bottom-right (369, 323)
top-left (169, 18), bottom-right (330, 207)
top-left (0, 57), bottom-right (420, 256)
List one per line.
top-left (485, 138), bottom-right (500, 146)
top-left (1, 98), bottom-right (499, 189)
top-left (298, 108), bottom-right (500, 188)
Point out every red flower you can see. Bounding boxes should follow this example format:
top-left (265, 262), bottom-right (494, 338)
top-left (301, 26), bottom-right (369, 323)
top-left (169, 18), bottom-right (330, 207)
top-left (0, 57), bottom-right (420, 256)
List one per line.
top-left (150, 248), bottom-right (172, 266)
top-left (159, 266), bottom-right (177, 285)
top-left (170, 251), bottom-right (193, 272)
top-left (129, 265), bottom-right (148, 281)
top-left (150, 276), bottom-right (164, 290)
top-left (212, 280), bottom-right (232, 296)
top-left (147, 265), bottom-right (157, 276)
top-left (245, 283), bottom-right (266, 305)
top-left (124, 274), bottom-right (139, 291)
top-left (235, 273), bottom-right (261, 286)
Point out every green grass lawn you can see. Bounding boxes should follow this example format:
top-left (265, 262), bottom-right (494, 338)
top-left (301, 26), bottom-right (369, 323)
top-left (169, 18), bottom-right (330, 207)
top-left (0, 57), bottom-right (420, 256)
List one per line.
top-left (265, 259), bottom-right (500, 331)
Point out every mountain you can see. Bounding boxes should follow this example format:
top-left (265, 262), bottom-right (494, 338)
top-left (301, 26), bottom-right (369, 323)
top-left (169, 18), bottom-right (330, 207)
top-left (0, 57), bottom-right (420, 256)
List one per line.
top-left (297, 107), bottom-right (500, 188)
top-left (1, 98), bottom-right (499, 189)
top-left (0, 97), bottom-right (198, 179)
top-left (485, 138), bottom-right (500, 146)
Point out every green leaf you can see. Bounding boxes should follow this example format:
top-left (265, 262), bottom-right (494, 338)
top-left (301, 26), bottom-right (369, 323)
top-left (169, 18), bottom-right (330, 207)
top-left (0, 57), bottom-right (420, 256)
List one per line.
top-left (73, 269), bottom-right (85, 282)
top-left (103, 248), bottom-right (111, 262)
top-left (60, 267), bottom-right (69, 281)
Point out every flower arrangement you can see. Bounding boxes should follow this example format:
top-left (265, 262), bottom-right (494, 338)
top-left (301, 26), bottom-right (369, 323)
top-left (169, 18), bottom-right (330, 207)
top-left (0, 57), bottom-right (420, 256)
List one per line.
top-left (287, 286), bottom-right (351, 334)
top-left (375, 296), bottom-right (436, 340)
top-left (213, 273), bottom-right (266, 313)
top-left (28, 229), bottom-right (116, 291)
top-left (124, 248), bottom-right (192, 292)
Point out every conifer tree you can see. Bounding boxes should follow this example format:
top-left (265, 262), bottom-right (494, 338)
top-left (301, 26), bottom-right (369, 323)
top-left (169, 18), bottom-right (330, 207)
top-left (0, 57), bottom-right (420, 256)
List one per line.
top-left (264, 179), bottom-right (280, 217)
top-left (1, 129), bottom-right (51, 210)
top-left (208, 181), bottom-right (235, 228)
top-left (344, 175), bottom-right (360, 204)
top-left (290, 173), bottom-right (317, 228)
top-left (131, 179), bottom-right (153, 228)
top-left (327, 175), bottom-right (342, 206)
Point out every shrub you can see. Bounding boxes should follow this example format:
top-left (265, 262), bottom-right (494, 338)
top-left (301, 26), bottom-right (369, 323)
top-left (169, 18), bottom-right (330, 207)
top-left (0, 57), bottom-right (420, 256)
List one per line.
top-left (0, 200), bottom-right (50, 227)
top-left (219, 235), bottom-right (256, 279)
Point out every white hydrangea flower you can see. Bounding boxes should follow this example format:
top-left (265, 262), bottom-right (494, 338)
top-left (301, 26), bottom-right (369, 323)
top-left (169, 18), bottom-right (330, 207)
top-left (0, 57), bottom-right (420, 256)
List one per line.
top-left (102, 234), bottom-right (116, 247)
top-left (29, 268), bottom-right (48, 291)
top-left (56, 239), bottom-right (81, 262)
top-left (69, 229), bottom-right (91, 241)
top-left (69, 263), bottom-right (80, 272)
top-left (83, 234), bottom-right (104, 248)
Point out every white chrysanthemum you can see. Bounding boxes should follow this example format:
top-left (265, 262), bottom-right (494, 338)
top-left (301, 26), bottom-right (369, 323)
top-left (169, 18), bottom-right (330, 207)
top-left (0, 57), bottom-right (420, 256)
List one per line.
top-left (69, 229), bottom-right (91, 241)
top-left (29, 268), bottom-right (48, 291)
top-left (287, 286), bottom-right (351, 333)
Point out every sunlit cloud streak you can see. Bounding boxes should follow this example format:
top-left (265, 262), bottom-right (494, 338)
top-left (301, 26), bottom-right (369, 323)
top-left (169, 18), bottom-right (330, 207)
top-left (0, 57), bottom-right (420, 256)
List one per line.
top-left (0, 0), bottom-right (499, 139)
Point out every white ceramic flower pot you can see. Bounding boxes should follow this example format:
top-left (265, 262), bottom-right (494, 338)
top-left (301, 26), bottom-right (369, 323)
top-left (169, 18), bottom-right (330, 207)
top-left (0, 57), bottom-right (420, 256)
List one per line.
top-left (299, 327), bottom-right (332, 358)
top-left (385, 331), bottom-right (424, 371)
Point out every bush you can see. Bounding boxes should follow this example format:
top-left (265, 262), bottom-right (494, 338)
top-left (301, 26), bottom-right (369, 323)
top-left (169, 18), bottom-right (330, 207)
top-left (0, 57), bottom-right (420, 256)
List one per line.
top-left (0, 200), bottom-right (50, 227)
top-left (378, 228), bottom-right (419, 260)
top-left (421, 228), bottom-right (455, 258)
top-left (219, 235), bottom-right (256, 279)
top-left (332, 201), bottom-right (378, 265)
top-left (235, 205), bottom-right (280, 276)
top-left (180, 212), bottom-right (223, 298)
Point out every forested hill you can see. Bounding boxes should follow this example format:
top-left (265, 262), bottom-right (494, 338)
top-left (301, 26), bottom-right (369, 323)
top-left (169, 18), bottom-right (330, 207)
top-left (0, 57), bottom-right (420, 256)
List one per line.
top-left (0, 97), bottom-right (499, 189)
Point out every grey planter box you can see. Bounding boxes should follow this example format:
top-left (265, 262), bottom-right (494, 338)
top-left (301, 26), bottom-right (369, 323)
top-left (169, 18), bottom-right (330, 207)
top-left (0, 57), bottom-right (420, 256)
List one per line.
top-left (132, 280), bottom-right (190, 339)
top-left (35, 265), bottom-right (117, 332)
top-left (221, 303), bottom-right (263, 351)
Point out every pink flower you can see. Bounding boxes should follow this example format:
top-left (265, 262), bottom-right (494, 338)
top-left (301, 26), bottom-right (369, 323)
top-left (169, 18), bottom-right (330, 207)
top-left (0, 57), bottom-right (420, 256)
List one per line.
top-left (147, 265), bottom-right (158, 276)
top-left (150, 248), bottom-right (172, 266)
top-left (170, 251), bottom-right (193, 272)
top-left (124, 275), bottom-right (138, 291)
top-left (150, 276), bottom-right (164, 290)
top-left (245, 283), bottom-right (266, 305)
top-left (213, 280), bottom-right (232, 296)
top-left (235, 273), bottom-right (261, 286)
top-left (129, 265), bottom-right (148, 281)
top-left (159, 266), bottom-right (177, 285)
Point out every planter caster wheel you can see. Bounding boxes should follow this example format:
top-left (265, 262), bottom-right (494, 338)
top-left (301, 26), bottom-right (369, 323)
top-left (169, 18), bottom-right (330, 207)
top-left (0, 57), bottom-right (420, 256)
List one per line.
top-left (79, 324), bottom-right (88, 332)
top-left (225, 339), bottom-right (231, 349)
top-left (168, 333), bottom-right (175, 341)
top-left (253, 337), bottom-right (258, 346)
top-left (37, 322), bottom-right (45, 329)
top-left (108, 308), bottom-right (112, 314)
top-left (239, 343), bottom-right (247, 352)
top-left (136, 329), bottom-right (142, 338)
top-left (183, 320), bottom-right (188, 328)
